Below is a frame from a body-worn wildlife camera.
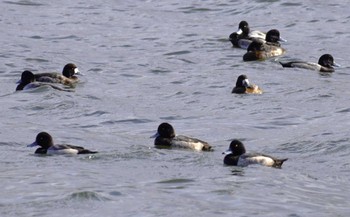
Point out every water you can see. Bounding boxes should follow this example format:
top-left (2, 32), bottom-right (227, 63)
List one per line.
top-left (1, 0), bottom-right (350, 216)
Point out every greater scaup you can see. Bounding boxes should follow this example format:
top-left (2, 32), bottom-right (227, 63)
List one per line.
top-left (232, 74), bottom-right (262, 94)
top-left (243, 29), bottom-right (286, 61)
top-left (279, 54), bottom-right (339, 72)
top-left (150, 122), bottom-right (212, 151)
top-left (229, 21), bottom-right (266, 49)
top-left (27, 132), bottom-right (98, 155)
top-left (223, 139), bottom-right (287, 168)
top-left (16, 71), bottom-right (42, 91)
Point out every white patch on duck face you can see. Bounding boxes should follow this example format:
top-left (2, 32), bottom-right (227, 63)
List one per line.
top-left (242, 79), bottom-right (250, 87)
top-left (74, 68), bottom-right (80, 74)
top-left (238, 155), bottom-right (275, 167)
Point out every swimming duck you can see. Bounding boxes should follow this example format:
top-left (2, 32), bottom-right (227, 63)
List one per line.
top-left (27, 132), bottom-right (98, 155)
top-left (16, 71), bottom-right (42, 91)
top-left (243, 29), bottom-right (286, 61)
top-left (279, 54), bottom-right (339, 72)
top-left (229, 21), bottom-right (266, 49)
top-left (223, 139), bottom-right (287, 168)
top-left (150, 122), bottom-right (212, 151)
top-left (33, 63), bottom-right (79, 85)
top-left (232, 74), bottom-right (262, 94)
top-left (16, 71), bottom-right (74, 92)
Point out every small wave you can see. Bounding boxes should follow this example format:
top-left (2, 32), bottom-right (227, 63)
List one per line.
top-left (156, 178), bottom-right (195, 184)
top-left (101, 118), bottom-right (152, 125)
top-left (164, 50), bottom-right (191, 56)
top-left (25, 58), bottom-right (49, 63)
top-left (66, 191), bottom-right (112, 202)
top-left (4, 0), bottom-right (45, 6)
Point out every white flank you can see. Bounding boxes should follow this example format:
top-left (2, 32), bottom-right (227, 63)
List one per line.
top-left (249, 30), bottom-right (266, 40)
top-left (172, 136), bottom-right (205, 151)
top-left (238, 155), bottom-right (275, 167)
top-left (172, 140), bottom-right (204, 151)
top-left (47, 146), bottom-right (79, 155)
top-left (292, 62), bottom-right (321, 71)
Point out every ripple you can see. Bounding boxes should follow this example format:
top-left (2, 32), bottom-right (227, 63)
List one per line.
top-left (4, 0), bottom-right (45, 6)
top-left (156, 178), bottom-right (195, 184)
top-left (101, 118), bottom-right (152, 125)
top-left (25, 58), bottom-right (49, 63)
top-left (66, 191), bottom-right (111, 201)
top-left (164, 50), bottom-right (191, 56)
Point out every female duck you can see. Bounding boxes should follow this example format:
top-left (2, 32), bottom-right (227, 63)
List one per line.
top-left (243, 29), bottom-right (286, 61)
top-left (34, 63), bottom-right (80, 85)
top-left (151, 122), bottom-right (212, 151)
top-left (223, 139), bottom-right (287, 168)
top-left (279, 54), bottom-right (339, 72)
top-left (232, 74), bottom-right (262, 94)
top-left (27, 132), bottom-right (98, 155)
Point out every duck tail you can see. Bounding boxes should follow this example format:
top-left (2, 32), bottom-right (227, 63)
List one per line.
top-left (273, 158), bottom-right (288, 168)
top-left (78, 150), bottom-right (98, 154)
top-left (279, 61), bottom-right (292, 68)
top-left (202, 144), bottom-right (213, 151)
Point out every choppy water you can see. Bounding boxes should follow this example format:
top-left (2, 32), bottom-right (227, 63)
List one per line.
top-left (1, 0), bottom-right (350, 216)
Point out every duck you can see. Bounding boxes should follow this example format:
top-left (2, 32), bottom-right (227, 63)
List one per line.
top-left (27, 132), bottom-right (98, 155)
top-left (16, 63), bottom-right (80, 86)
top-left (243, 29), bottom-right (286, 61)
top-left (223, 139), bottom-right (287, 168)
top-left (279, 54), bottom-right (339, 72)
top-left (150, 122), bottom-right (212, 151)
top-left (15, 71), bottom-right (42, 91)
top-left (16, 71), bottom-right (74, 92)
top-left (232, 74), bottom-right (262, 94)
top-left (229, 21), bottom-right (266, 49)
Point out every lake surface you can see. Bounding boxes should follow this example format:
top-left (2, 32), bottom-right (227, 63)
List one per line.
top-left (1, 0), bottom-right (350, 216)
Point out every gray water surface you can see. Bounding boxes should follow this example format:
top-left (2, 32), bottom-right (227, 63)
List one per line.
top-left (1, 0), bottom-right (350, 216)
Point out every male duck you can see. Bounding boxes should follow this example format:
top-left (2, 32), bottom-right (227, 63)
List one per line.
top-left (27, 132), bottom-right (98, 155)
top-left (223, 139), bottom-right (287, 168)
top-left (279, 54), bottom-right (339, 72)
top-left (16, 71), bottom-right (42, 91)
top-left (232, 74), bottom-right (262, 94)
top-left (229, 21), bottom-right (266, 49)
top-left (151, 122), bottom-right (212, 151)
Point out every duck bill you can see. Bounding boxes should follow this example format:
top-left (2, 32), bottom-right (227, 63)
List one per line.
top-left (332, 62), bottom-right (341, 67)
top-left (278, 37), bottom-right (287, 42)
top-left (222, 150), bottom-right (232, 155)
top-left (150, 132), bottom-right (159, 138)
top-left (236, 29), bottom-right (243, 35)
top-left (27, 141), bottom-right (39, 147)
